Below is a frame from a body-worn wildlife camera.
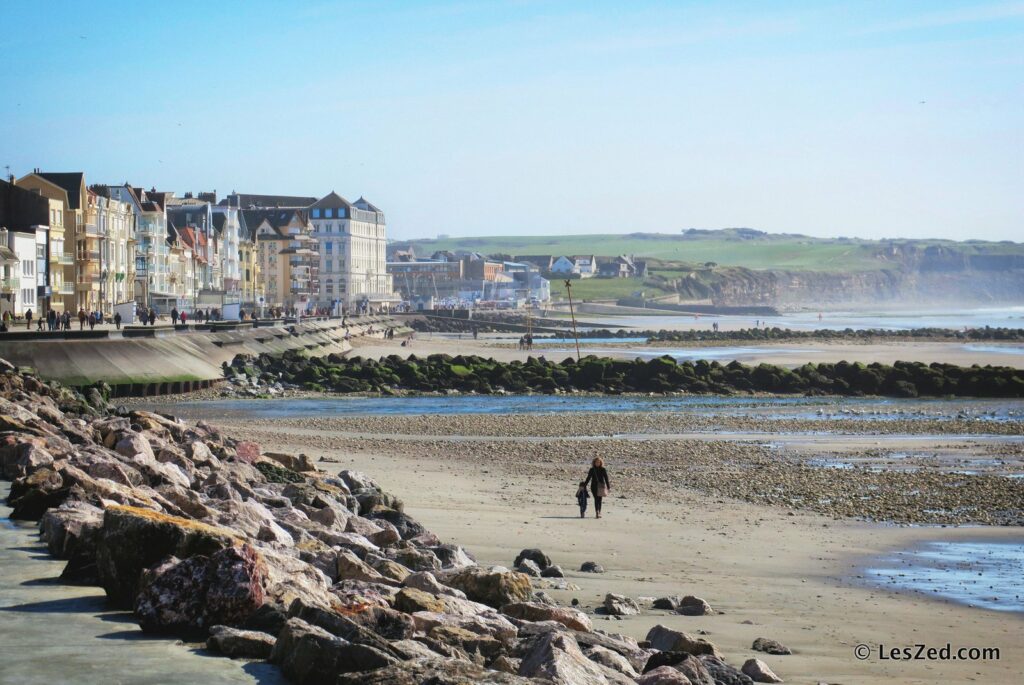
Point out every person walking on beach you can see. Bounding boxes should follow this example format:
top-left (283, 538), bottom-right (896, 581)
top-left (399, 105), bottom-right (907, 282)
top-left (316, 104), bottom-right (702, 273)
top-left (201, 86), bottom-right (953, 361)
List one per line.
top-left (576, 481), bottom-right (590, 519)
top-left (583, 457), bottom-right (611, 518)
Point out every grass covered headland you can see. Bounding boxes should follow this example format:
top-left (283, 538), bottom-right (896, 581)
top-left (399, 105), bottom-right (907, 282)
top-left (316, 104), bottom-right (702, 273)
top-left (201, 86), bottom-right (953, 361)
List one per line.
top-left (227, 351), bottom-right (1024, 398)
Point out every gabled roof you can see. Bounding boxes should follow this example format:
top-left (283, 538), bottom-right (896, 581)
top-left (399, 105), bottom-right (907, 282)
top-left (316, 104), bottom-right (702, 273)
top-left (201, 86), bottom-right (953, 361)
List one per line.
top-left (241, 208), bottom-right (307, 232)
top-left (37, 172), bottom-right (85, 209)
top-left (223, 193), bottom-right (317, 209)
top-left (212, 213), bottom-right (226, 234)
top-left (310, 191), bottom-right (352, 210)
top-left (353, 196), bottom-right (381, 212)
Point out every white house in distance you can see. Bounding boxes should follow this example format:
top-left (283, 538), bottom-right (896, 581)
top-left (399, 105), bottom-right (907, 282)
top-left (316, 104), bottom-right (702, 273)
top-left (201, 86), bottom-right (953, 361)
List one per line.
top-left (308, 192), bottom-right (397, 313)
top-left (550, 254), bottom-right (597, 278)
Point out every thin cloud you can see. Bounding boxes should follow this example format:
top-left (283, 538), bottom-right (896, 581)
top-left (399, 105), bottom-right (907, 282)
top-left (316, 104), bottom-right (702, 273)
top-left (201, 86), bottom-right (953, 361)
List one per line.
top-left (858, 1), bottom-right (1024, 34)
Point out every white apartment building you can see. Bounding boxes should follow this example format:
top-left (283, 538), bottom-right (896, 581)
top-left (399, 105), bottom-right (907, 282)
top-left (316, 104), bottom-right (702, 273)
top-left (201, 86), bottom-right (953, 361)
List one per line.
top-left (308, 192), bottom-right (396, 313)
top-left (94, 193), bottom-right (135, 313)
top-left (211, 205), bottom-right (242, 295)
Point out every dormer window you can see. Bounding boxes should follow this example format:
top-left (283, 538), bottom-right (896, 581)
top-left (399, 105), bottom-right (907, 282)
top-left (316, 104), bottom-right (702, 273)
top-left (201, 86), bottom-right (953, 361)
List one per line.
top-left (312, 209), bottom-right (321, 218)
top-left (325, 208), bottom-right (334, 218)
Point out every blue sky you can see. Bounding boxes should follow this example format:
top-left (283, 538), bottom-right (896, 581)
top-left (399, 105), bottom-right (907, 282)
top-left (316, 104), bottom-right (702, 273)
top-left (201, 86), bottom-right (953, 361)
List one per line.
top-left (1, 1), bottom-right (1021, 241)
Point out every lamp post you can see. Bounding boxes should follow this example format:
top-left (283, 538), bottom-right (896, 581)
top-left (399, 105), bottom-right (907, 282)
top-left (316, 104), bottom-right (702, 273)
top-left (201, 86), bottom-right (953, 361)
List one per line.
top-left (564, 279), bottom-right (581, 361)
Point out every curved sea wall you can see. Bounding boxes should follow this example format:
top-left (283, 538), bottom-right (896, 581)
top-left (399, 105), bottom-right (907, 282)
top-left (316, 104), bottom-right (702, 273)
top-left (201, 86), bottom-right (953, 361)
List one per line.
top-left (0, 317), bottom-right (402, 395)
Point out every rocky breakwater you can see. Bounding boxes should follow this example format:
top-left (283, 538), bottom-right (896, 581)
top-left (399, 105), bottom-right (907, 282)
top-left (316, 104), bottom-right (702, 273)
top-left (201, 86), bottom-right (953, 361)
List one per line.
top-left (227, 350), bottom-right (1024, 398)
top-left (0, 358), bottom-right (784, 684)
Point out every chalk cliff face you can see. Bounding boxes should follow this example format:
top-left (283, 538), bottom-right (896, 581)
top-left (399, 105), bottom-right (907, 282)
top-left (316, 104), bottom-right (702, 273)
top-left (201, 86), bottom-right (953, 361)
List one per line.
top-left (668, 249), bottom-right (1024, 308)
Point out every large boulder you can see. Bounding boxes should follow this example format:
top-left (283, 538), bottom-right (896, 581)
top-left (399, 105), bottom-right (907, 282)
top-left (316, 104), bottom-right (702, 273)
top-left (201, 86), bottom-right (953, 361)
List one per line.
top-left (134, 544), bottom-right (267, 633)
top-left (603, 593), bottom-right (640, 616)
top-left (742, 658), bottom-right (783, 683)
top-left (514, 548), bottom-right (552, 570)
top-left (638, 666), bottom-right (694, 685)
top-left (646, 625), bottom-right (721, 658)
top-left (501, 602), bottom-right (593, 632)
top-left (519, 631), bottom-right (635, 685)
top-left (444, 566), bottom-right (532, 608)
top-left (206, 625), bottom-right (276, 659)
top-left (752, 637), bottom-right (792, 655)
top-left (95, 505), bottom-right (239, 608)
top-left (643, 652), bottom-right (715, 685)
top-left (270, 618), bottom-right (351, 685)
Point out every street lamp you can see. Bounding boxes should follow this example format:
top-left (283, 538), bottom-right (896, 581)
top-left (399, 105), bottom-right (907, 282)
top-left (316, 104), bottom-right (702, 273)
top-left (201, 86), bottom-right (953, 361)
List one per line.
top-left (564, 279), bottom-right (581, 361)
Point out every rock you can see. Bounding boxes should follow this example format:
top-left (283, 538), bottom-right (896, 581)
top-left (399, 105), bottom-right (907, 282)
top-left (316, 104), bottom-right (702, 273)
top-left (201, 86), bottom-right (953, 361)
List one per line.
top-left (541, 565), bottom-right (564, 578)
top-left (653, 596), bottom-right (680, 611)
top-left (365, 553), bottom-right (412, 583)
top-left (638, 665), bottom-right (695, 685)
top-left (514, 548), bottom-right (552, 570)
top-left (752, 637), bottom-right (792, 656)
top-left (336, 548), bottom-right (391, 584)
top-left (206, 625), bottom-right (276, 659)
top-left (270, 617), bottom-right (351, 685)
top-left (742, 658), bottom-right (783, 683)
top-left (444, 566), bottom-right (532, 608)
top-left (586, 645), bottom-right (640, 677)
top-left (603, 593), bottom-right (640, 616)
top-left (502, 602), bottom-right (593, 632)
top-left (395, 587), bottom-right (446, 614)
top-left (134, 544), bottom-right (266, 633)
top-left (646, 625), bottom-right (721, 658)
top-left (389, 545), bottom-right (442, 572)
top-left (429, 624), bottom-right (503, 658)
top-left (643, 652), bottom-right (715, 685)
top-left (676, 595), bottom-right (714, 616)
top-left (39, 501), bottom-right (103, 559)
top-left (516, 559), bottom-right (542, 577)
top-left (412, 610), bottom-right (517, 642)
top-left (114, 432), bottom-right (155, 461)
top-left (519, 630), bottom-right (635, 684)
top-left (96, 505), bottom-right (239, 608)
top-left (264, 451), bottom-right (316, 472)
top-left (430, 543), bottom-right (476, 570)
top-left (580, 561), bottom-right (605, 573)
top-left (234, 441), bottom-right (261, 463)
top-left (336, 658), bottom-right (537, 684)
top-left (403, 570), bottom-right (467, 599)
top-left (701, 655), bottom-right (754, 685)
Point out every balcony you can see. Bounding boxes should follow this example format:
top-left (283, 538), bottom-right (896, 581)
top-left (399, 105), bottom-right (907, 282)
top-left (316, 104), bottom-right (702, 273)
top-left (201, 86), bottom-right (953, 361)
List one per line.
top-left (77, 250), bottom-right (101, 262)
top-left (0, 278), bottom-right (16, 293)
top-left (55, 253), bottom-right (75, 265)
top-left (58, 282), bottom-right (75, 295)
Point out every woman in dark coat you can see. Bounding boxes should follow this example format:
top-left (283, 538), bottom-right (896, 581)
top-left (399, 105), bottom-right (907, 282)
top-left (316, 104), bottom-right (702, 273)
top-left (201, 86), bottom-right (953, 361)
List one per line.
top-left (583, 457), bottom-right (611, 519)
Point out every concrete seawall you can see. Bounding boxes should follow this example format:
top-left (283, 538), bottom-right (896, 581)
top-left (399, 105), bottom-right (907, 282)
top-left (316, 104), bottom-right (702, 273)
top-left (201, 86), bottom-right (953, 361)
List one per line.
top-left (0, 317), bottom-right (401, 396)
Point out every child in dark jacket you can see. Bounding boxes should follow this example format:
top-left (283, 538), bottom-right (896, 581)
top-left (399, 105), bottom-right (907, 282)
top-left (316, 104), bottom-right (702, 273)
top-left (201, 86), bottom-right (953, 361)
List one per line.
top-left (576, 481), bottom-right (589, 519)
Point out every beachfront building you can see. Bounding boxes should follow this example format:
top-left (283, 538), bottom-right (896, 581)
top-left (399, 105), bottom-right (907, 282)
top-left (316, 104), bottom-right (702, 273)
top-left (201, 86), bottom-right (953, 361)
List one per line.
top-left (550, 254), bottom-right (597, 278)
top-left (211, 205), bottom-right (242, 296)
top-left (0, 179), bottom-right (53, 317)
top-left (103, 185), bottom-right (178, 311)
top-left (237, 211), bottom-right (262, 308)
top-left (244, 208), bottom-right (317, 312)
top-left (308, 192), bottom-right (396, 313)
top-left (15, 171), bottom-right (87, 312)
top-left (96, 192), bottom-right (136, 312)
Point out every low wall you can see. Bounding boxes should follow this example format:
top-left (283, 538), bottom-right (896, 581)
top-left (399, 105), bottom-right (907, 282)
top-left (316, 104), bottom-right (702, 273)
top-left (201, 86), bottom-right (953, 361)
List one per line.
top-left (0, 316), bottom-right (403, 395)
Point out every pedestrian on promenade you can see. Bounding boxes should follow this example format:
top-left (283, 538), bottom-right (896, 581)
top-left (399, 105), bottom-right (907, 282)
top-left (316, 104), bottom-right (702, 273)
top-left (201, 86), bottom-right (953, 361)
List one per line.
top-left (583, 457), bottom-right (611, 519)
top-left (78, 308), bottom-right (86, 330)
top-left (87, 312), bottom-right (96, 330)
top-left (148, 308), bottom-right (156, 325)
top-left (47, 309), bottom-right (56, 331)
top-left (171, 307), bottom-right (179, 325)
top-left (61, 311), bottom-right (69, 331)
top-left (114, 311), bottom-right (122, 330)
top-left (25, 308), bottom-right (32, 330)
top-left (180, 311), bottom-right (187, 325)
top-left (37, 312), bottom-right (46, 330)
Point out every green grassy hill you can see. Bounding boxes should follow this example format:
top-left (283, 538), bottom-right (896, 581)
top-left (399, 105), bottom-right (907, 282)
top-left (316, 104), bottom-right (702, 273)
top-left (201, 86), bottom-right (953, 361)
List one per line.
top-left (401, 229), bottom-right (1022, 274)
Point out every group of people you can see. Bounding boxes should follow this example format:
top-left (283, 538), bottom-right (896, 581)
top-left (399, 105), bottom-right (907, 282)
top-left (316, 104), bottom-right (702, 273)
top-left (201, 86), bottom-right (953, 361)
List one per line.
top-left (517, 333), bottom-right (535, 350)
top-left (576, 457), bottom-right (611, 519)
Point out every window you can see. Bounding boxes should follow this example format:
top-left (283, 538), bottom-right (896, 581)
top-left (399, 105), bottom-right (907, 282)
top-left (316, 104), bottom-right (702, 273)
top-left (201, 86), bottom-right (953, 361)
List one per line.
top-left (22, 260), bottom-right (34, 276)
top-left (312, 209), bottom-right (320, 218)
top-left (325, 208), bottom-right (333, 218)
top-left (22, 288), bottom-right (34, 305)
top-left (325, 242), bottom-right (333, 253)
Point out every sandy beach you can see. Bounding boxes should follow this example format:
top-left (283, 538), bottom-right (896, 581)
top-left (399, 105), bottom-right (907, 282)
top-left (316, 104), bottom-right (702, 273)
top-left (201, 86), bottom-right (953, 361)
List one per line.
top-left (159, 403), bottom-right (1023, 685)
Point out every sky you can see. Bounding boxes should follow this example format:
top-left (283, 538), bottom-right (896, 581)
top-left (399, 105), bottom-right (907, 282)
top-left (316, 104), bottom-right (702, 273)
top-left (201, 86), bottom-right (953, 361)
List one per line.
top-left (1, 1), bottom-right (1021, 242)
